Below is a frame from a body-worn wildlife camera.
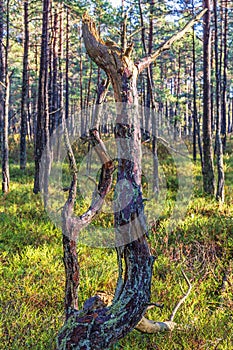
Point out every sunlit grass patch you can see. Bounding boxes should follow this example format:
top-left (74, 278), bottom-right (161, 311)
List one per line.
top-left (1, 138), bottom-right (233, 349)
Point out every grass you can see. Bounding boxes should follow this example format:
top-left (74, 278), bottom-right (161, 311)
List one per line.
top-left (0, 138), bottom-right (233, 349)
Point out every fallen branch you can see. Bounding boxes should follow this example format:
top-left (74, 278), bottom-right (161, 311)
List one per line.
top-left (135, 269), bottom-right (192, 333)
top-left (169, 269), bottom-right (192, 322)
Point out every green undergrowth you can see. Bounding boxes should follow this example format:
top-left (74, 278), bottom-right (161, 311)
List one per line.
top-left (0, 139), bottom-right (233, 349)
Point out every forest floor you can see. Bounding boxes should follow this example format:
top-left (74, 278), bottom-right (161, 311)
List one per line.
top-left (0, 136), bottom-right (233, 350)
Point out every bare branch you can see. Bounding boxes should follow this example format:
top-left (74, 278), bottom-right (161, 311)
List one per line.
top-left (66, 129), bottom-right (115, 239)
top-left (61, 128), bottom-right (114, 315)
top-left (137, 8), bottom-right (207, 73)
top-left (129, 26), bottom-right (144, 39)
top-left (169, 269), bottom-right (192, 322)
top-left (82, 13), bottom-right (111, 71)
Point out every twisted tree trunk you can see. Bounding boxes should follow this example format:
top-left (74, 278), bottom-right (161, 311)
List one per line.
top-left (57, 9), bottom-right (206, 349)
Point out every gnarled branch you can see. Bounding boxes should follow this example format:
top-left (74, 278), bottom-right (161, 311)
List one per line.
top-left (61, 127), bottom-right (114, 315)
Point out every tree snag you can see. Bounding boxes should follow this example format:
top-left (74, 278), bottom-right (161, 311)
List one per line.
top-left (57, 9), bottom-right (206, 349)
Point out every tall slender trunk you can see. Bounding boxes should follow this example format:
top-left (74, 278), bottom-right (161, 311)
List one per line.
top-left (65, 8), bottom-right (69, 121)
top-left (221, 0), bottom-right (228, 151)
top-left (0, 0), bottom-right (4, 148)
top-left (33, 0), bottom-right (51, 197)
top-left (55, 3), bottom-right (64, 160)
top-left (202, 0), bottom-right (215, 195)
top-left (1, 0), bottom-right (10, 193)
top-left (50, 8), bottom-right (59, 134)
top-left (138, 0), bottom-right (159, 195)
top-left (79, 28), bottom-right (84, 135)
top-left (174, 49), bottom-right (181, 139)
top-left (20, 1), bottom-right (29, 170)
top-left (2, 73), bottom-right (10, 193)
top-left (32, 38), bottom-right (39, 140)
top-left (192, 26), bottom-right (203, 164)
top-left (213, 0), bottom-right (225, 202)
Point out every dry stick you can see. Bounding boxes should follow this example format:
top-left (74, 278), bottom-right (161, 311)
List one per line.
top-left (169, 269), bottom-right (192, 322)
top-left (91, 77), bottom-right (110, 129)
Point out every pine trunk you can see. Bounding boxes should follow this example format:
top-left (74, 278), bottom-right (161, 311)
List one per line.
top-left (221, 0), bottom-right (228, 151)
top-left (213, 0), bottom-right (225, 202)
top-left (1, 0), bottom-right (10, 193)
top-left (20, 0), bottom-right (29, 170)
top-left (202, 0), bottom-right (215, 195)
top-left (33, 0), bottom-right (51, 196)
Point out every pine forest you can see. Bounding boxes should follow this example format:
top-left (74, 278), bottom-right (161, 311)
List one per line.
top-left (0, 0), bottom-right (233, 349)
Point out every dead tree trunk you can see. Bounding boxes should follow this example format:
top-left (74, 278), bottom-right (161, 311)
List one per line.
top-left (57, 9), bottom-right (206, 349)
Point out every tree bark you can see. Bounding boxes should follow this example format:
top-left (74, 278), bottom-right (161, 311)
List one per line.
top-left (33, 0), bottom-right (51, 197)
top-left (0, 0), bottom-right (4, 153)
top-left (20, 0), bottom-right (29, 170)
top-left (202, 0), bottom-right (215, 195)
top-left (213, 0), bottom-right (225, 202)
top-left (1, 0), bottom-right (10, 193)
top-left (221, 0), bottom-right (228, 151)
top-left (2, 73), bottom-right (10, 193)
top-left (50, 7), bottom-right (59, 135)
top-left (192, 2), bottom-right (203, 165)
top-left (65, 8), bottom-right (69, 121)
